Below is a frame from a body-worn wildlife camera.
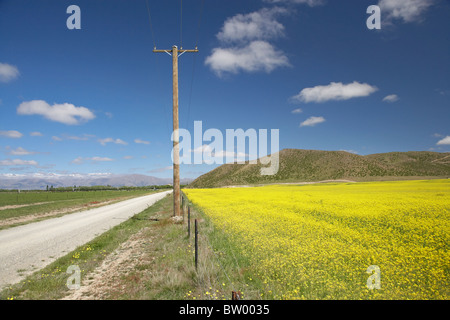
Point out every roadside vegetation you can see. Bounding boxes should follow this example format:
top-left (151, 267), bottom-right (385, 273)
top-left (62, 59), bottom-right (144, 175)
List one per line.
top-left (0, 193), bottom-right (261, 300)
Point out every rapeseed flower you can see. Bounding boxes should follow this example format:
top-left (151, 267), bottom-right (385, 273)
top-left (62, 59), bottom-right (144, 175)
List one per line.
top-left (185, 180), bottom-right (449, 300)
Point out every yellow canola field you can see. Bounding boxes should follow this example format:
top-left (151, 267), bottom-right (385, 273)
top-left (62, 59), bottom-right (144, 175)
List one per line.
top-left (184, 179), bottom-right (449, 299)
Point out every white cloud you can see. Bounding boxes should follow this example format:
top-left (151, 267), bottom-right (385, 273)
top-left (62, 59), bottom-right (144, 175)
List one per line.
top-left (436, 89), bottom-right (450, 96)
top-left (134, 139), bottom-right (150, 145)
top-left (383, 94), bottom-right (399, 102)
top-left (0, 130), bottom-right (23, 138)
top-left (436, 136), bottom-right (450, 145)
top-left (71, 156), bottom-right (114, 164)
top-left (98, 137), bottom-right (128, 146)
top-left (292, 81), bottom-right (378, 103)
top-left (147, 166), bottom-right (173, 173)
top-left (263, 0), bottom-right (325, 6)
top-left (51, 134), bottom-right (95, 142)
top-left (215, 150), bottom-right (248, 159)
top-left (71, 157), bottom-right (84, 165)
top-left (0, 63), bottom-right (20, 83)
top-left (207, 6), bottom-right (291, 77)
top-left (217, 7), bottom-right (287, 43)
top-left (190, 144), bottom-right (215, 155)
top-left (291, 108), bottom-right (303, 114)
top-left (0, 159), bottom-right (38, 166)
top-left (300, 116), bottom-right (326, 127)
top-left (66, 134), bottom-right (92, 141)
top-left (17, 100), bottom-right (95, 125)
top-left (190, 144), bottom-right (249, 161)
top-left (89, 157), bottom-right (114, 162)
top-left (205, 41), bottom-right (290, 76)
top-left (378, 0), bottom-right (435, 23)
top-left (6, 147), bottom-right (38, 156)
top-left (30, 131), bottom-right (43, 137)
top-left (115, 138), bottom-right (127, 145)
top-left (123, 155), bottom-right (134, 160)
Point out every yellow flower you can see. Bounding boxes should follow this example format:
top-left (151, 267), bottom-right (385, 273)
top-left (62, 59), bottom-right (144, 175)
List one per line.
top-left (185, 179), bottom-right (450, 300)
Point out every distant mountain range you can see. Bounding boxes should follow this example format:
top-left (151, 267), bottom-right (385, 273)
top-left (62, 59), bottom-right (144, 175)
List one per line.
top-left (188, 149), bottom-right (450, 188)
top-left (3, 149), bottom-right (448, 190)
top-left (0, 173), bottom-right (193, 190)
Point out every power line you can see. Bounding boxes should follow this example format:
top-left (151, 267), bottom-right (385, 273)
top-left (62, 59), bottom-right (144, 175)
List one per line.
top-left (185, 0), bottom-right (205, 131)
top-left (180, 0), bottom-right (183, 49)
top-left (185, 54), bottom-right (197, 131)
top-left (145, 0), bottom-right (205, 153)
top-left (144, 0), bottom-right (171, 138)
top-left (145, 0), bottom-right (156, 49)
top-left (180, 0), bottom-right (183, 48)
top-left (195, 0), bottom-right (205, 48)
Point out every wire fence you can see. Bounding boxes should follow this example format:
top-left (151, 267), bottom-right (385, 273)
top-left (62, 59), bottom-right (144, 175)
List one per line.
top-left (181, 192), bottom-right (243, 300)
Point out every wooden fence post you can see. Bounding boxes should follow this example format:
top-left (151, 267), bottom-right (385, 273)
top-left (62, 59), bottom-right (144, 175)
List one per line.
top-left (232, 291), bottom-right (242, 300)
top-left (195, 219), bottom-right (198, 270)
top-left (188, 206), bottom-right (191, 238)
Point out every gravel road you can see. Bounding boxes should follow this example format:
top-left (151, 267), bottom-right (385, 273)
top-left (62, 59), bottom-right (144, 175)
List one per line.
top-left (0, 190), bottom-right (172, 290)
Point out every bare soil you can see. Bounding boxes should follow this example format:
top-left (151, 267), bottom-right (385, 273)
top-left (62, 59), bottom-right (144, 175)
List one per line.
top-left (0, 202), bottom-right (53, 211)
top-left (61, 227), bottom-right (153, 300)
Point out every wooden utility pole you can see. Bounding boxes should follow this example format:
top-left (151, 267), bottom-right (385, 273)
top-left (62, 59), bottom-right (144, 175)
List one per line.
top-left (153, 45), bottom-right (198, 216)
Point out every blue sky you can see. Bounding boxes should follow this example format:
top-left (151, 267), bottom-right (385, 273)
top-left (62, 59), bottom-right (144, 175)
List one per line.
top-left (0, 0), bottom-right (449, 180)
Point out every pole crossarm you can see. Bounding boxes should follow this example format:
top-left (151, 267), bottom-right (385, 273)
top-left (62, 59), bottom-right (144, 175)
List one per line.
top-left (153, 47), bottom-right (198, 57)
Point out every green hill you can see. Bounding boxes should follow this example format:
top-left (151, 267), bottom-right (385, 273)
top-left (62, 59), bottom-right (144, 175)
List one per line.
top-left (188, 149), bottom-right (450, 188)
